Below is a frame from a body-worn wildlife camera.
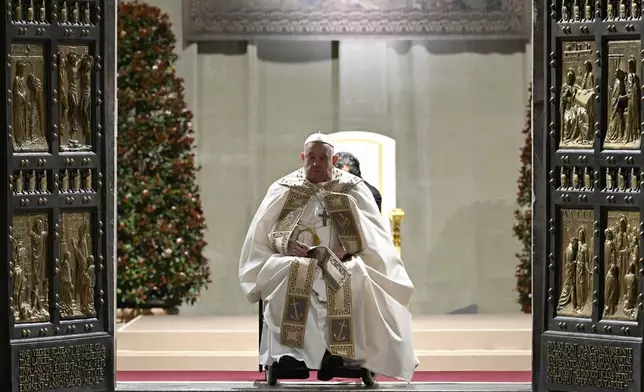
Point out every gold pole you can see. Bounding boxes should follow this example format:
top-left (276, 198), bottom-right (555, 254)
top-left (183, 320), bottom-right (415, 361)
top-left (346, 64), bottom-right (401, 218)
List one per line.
top-left (390, 208), bottom-right (405, 256)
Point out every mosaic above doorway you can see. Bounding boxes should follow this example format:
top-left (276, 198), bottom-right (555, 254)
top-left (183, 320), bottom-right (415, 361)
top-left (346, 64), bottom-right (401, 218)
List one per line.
top-left (182, 0), bottom-right (530, 41)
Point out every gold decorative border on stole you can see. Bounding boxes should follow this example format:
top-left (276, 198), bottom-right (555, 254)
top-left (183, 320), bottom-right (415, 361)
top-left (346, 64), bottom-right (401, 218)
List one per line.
top-left (324, 192), bottom-right (364, 255)
top-left (326, 280), bottom-right (354, 359)
top-left (269, 189), bottom-right (311, 255)
top-left (269, 187), bottom-right (317, 349)
top-left (322, 192), bottom-right (364, 359)
top-left (280, 258), bottom-right (317, 349)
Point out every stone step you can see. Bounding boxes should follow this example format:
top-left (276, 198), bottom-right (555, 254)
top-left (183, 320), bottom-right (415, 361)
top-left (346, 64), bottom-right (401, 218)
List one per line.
top-left (116, 314), bottom-right (532, 372)
top-left (116, 349), bottom-right (532, 372)
top-left (117, 328), bottom-right (530, 352)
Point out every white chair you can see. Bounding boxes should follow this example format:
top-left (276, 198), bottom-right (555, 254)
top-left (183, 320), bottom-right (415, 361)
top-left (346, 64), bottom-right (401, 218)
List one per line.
top-left (327, 131), bottom-right (404, 256)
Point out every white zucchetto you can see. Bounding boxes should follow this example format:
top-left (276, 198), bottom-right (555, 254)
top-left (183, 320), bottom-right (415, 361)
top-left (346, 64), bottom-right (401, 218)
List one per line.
top-left (304, 132), bottom-right (334, 148)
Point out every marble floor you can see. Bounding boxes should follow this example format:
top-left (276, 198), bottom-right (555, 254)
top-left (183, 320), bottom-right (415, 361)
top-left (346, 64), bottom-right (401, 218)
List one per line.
top-left (117, 381), bottom-right (532, 392)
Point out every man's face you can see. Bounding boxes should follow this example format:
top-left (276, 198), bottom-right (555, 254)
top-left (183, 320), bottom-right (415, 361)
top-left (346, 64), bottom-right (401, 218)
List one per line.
top-left (301, 142), bottom-right (338, 183)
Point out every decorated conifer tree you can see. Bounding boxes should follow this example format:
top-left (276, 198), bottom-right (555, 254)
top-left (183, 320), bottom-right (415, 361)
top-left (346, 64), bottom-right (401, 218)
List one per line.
top-left (116, 1), bottom-right (210, 307)
top-left (513, 84), bottom-right (532, 314)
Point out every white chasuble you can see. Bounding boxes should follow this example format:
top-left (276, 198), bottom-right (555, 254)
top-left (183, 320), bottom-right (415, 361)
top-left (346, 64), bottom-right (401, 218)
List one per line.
top-left (239, 168), bottom-right (418, 381)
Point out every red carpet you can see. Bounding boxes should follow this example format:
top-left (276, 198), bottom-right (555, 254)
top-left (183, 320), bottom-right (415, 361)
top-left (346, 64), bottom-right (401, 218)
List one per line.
top-left (117, 371), bottom-right (531, 383)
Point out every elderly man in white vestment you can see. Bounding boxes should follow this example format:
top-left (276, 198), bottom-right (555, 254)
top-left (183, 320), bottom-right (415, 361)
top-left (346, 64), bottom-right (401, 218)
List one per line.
top-left (239, 133), bottom-right (418, 382)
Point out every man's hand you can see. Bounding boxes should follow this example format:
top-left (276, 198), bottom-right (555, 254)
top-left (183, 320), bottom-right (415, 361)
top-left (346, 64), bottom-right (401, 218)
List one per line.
top-left (288, 240), bottom-right (310, 257)
top-left (333, 245), bottom-right (347, 261)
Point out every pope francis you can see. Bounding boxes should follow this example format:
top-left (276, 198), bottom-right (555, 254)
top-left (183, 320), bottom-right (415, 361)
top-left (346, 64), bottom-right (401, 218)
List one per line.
top-left (239, 132), bottom-right (418, 381)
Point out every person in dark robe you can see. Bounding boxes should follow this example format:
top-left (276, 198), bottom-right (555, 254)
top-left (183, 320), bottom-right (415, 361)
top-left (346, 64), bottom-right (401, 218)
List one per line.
top-left (335, 152), bottom-right (382, 212)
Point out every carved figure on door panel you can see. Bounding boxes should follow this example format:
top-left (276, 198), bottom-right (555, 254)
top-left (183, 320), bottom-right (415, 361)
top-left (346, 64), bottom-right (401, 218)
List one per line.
top-left (39, 171), bottom-right (47, 193)
top-left (68, 52), bottom-right (82, 136)
top-left (607, 69), bottom-right (628, 143)
top-left (630, 168), bottom-right (639, 191)
top-left (37, 0), bottom-right (46, 23)
top-left (27, 170), bottom-right (35, 194)
top-left (560, 65), bottom-right (595, 147)
top-left (59, 46), bottom-right (91, 151)
top-left (59, 49), bottom-right (70, 139)
top-left (13, 0), bottom-right (23, 22)
top-left (11, 44), bottom-right (48, 152)
top-left (631, 0), bottom-right (638, 18)
top-left (27, 73), bottom-right (45, 140)
top-left (29, 217), bottom-right (48, 318)
top-left (15, 171), bottom-right (23, 194)
top-left (608, 0), bottom-right (615, 18)
top-left (619, 0), bottom-right (627, 18)
top-left (59, 0), bottom-right (68, 22)
top-left (12, 214), bottom-right (49, 323)
top-left (618, 168), bottom-right (626, 190)
top-left (71, 1), bottom-right (79, 23)
top-left (605, 263), bottom-right (620, 315)
top-left (560, 168), bottom-right (568, 188)
top-left (61, 169), bottom-right (69, 191)
top-left (615, 218), bottom-right (630, 292)
top-left (625, 57), bottom-right (640, 142)
top-left (84, 170), bottom-right (93, 191)
top-left (558, 209), bottom-right (594, 317)
top-left (575, 227), bottom-right (591, 310)
top-left (572, 168), bottom-right (580, 189)
top-left (80, 55), bottom-right (94, 138)
top-left (13, 60), bottom-right (29, 147)
top-left (584, 167), bottom-right (592, 189)
top-left (605, 228), bottom-right (618, 266)
top-left (584, 0), bottom-right (592, 19)
top-left (26, 0), bottom-right (34, 22)
top-left (82, 2), bottom-right (90, 24)
top-left (558, 237), bottom-right (579, 311)
top-left (560, 42), bottom-right (596, 149)
top-left (606, 41), bottom-right (641, 149)
top-left (72, 220), bottom-right (93, 315)
top-left (606, 169), bottom-right (614, 190)
top-left (15, 241), bottom-right (29, 320)
top-left (624, 262), bottom-right (638, 314)
top-left (604, 211), bottom-right (639, 320)
top-left (73, 169), bottom-right (81, 191)
top-left (560, 70), bottom-right (581, 143)
top-left (85, 260), bottom-right (95, 311)
top-left (63, 214), bottom-right (95, 317)
top-left (11, 236), bottom-right (26, 319)
top-left (580, 61), bottom-right (594, 89)
top-left (60, 251), bottom-right (74, 316)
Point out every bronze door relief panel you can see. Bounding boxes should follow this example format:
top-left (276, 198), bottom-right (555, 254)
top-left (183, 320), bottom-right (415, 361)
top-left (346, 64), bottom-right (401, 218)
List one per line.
top-left (557, 209), bottom-right (595, 318)
top-left (536, 0), bottom-right (644, 390)
top-left (604, 40), bottom-right (641, 151)
top-left (1, 0), bottom-right (115, 391)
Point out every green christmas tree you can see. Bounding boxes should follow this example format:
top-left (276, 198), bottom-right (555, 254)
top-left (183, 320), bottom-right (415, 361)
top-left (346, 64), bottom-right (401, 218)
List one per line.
top-left (117, 0), bottom-right (210, 307)
top-left (513, 84), bottom-right (532, 314)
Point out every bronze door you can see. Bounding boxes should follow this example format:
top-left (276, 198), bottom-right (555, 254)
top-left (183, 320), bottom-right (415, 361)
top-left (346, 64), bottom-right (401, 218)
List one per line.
top-left (534, 0), bottom-right (644, 391)
top-left (1, 0), bottom-right (116, 391)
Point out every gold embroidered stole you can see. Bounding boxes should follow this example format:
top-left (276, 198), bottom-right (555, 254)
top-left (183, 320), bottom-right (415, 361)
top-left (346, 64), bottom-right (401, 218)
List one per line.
top-left (269, 169), bottom-right (364, 359)
top-left (321, 191), bottom-right (363, 358)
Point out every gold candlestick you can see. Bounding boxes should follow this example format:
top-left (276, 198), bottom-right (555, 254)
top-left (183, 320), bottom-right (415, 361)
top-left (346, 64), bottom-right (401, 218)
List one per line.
top-left (390, 208), bottom-right (405, 257)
